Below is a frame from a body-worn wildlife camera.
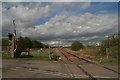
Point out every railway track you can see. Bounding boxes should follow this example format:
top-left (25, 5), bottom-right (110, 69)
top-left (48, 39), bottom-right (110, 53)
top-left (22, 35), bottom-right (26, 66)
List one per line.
top-left (56, 48), bottom-right (119, 80)
top-left (57, 48), bottom-right (96, 80)
top-left (63, 48), bottom-right (120, 75)
top-left (59, 60), bottom-right (75, 78)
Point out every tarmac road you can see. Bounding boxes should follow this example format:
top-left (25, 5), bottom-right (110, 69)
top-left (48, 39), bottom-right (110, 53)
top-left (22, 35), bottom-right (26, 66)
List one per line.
top-left (2, 59), bottom-right (69, 78)
top-left (2, 59), bottom-right (119, 79)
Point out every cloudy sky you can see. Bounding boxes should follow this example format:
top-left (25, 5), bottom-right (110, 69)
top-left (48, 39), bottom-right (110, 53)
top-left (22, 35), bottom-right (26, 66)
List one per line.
top-left (2, 2), bottom-right (118, 46)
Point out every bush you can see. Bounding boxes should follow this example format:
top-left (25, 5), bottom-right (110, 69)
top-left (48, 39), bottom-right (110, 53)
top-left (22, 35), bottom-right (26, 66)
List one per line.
top-left (51, 54), bottom-right (59, 61)
top-left (71, 41), bottom-right (84, 51)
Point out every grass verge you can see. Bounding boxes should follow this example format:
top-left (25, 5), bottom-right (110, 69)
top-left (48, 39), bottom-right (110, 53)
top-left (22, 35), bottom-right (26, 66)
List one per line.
top-left (16, 55), bottom-right (49, 61)
top-left (87, 55), bottom-right (118, 65)
top-left (2, 51), bottom-right (49, 61)
top-left (100, 59), bottom-right (119, 65)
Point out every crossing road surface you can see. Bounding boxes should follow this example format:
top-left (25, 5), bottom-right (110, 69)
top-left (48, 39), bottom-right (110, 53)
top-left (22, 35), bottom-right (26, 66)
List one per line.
top-left (2, 59), bottom-right (119, 80)
top-left (3, 59), bottom-right (88, 78)
top-left (53, 48), bottom-right (119, 80)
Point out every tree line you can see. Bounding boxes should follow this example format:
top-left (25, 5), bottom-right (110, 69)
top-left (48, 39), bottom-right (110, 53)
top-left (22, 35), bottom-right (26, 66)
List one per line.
top-left (100, 35), bottom-right (119, 57)
top-left (2, 36), bottom-right (49, 51)
top-left (2, 34), bottom-right (119, 55)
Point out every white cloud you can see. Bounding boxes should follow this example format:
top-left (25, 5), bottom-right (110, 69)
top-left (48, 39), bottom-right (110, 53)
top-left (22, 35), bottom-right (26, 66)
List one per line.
top-left (2, 0), bottom-right (22, 2)
top-left (2, 2), bottom-right (118, 45)
top-left (3, 3), bottom-right (50, 22)
top-left (51, 2), bottom-right (91, 10)
top-left (0, 3), bottom-right (2, 40)
top-left (43, 0), bottom-right (91, 2)
top-left (2, 2), bottom-right (51, 35)
top-left (80, 2), bottom-right (91, 9)
top-left (18, 12), bottom-right (118, 45)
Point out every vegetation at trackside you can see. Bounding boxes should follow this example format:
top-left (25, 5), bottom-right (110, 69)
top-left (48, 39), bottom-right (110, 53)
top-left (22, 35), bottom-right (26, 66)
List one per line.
top-left (87, 56), bottom-right (100, 62)
top-left (100, 59), bottom-right (118, 65)
top-left (2, 51), bottom-right (11, 59)
top-left (100, 34), bottom-right (119, 58)
top-left (69, 34), bottom-right (119, 65)
top-left (87, 55), bottom-right (118, 65)
top-left (2, 51), bottom-right (49, 61)
top-left (71, 41), bottom-right (84, 51)
top-left (2, 33), bottom-right (119, 64)
top-left (2, 36), bottom-right (49, 50)
top-left (2, 51), bottom-right (60, 61)
top-left (50, 54), bottom-right (60, 61)
top-left (16, 55), bottom-right (49, 60)
top-left (2, 38), bottom-right (9, 50)
top-left (2, 36), bottom-right (59, 61)
top-left (2, 36), bottom-right (50, 58)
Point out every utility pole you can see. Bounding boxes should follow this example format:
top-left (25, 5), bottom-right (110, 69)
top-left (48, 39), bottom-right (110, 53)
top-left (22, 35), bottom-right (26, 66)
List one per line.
top-left (49, 43), bottom-right (51, 60)
top-left (105, 35), bottom-right (109, 60)
top-left (106, 48), bottom-right (109, 60)
top-left (10, 20), bottom-right (17, 58)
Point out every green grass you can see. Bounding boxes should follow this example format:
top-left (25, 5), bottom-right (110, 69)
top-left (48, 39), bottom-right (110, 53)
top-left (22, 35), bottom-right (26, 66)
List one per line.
top-left (100, 59), bottom-right (119, 65)
top-left (87, 55), bottom-right (118, 65)
top-left (16, 55), bottom-right (49, 61)
top-left (2, 51), bottom-right (50, 61)
top-left (2, 51), bottom-right (11, 59)
top-left (87, 56), bottom-right (100, 62)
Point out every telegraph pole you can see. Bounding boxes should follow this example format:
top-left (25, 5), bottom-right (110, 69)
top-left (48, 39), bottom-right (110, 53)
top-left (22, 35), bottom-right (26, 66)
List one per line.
top-left (10, 20), bottom-right (17, 58)
top-left (49, 43), bottom-right (51, 60)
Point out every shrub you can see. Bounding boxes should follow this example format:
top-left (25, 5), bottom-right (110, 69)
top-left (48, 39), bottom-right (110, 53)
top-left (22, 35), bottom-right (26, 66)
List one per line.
top-left (71, 41), bottom-right (84, 51)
